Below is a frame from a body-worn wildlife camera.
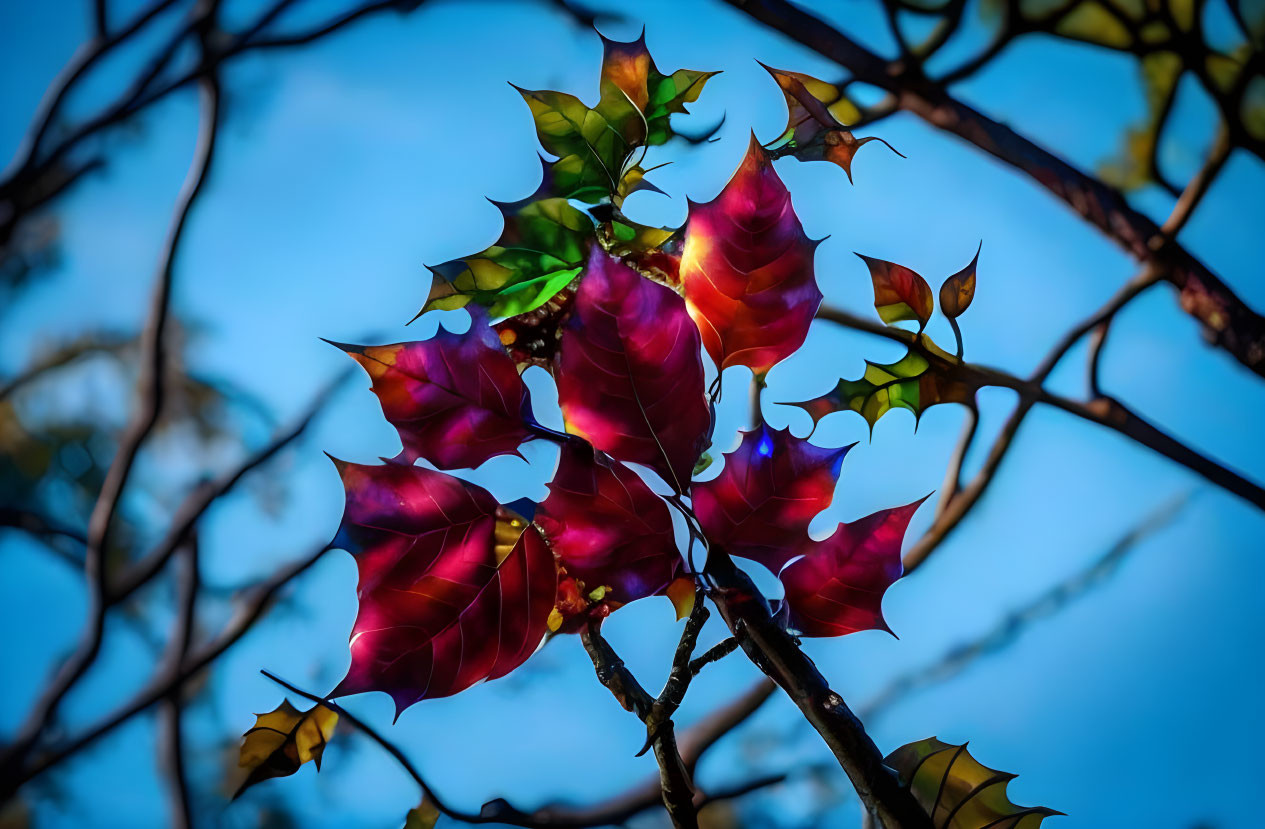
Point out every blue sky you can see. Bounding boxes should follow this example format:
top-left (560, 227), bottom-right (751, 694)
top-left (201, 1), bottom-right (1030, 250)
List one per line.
top-left (2, 0), bottom-right (1264, 826)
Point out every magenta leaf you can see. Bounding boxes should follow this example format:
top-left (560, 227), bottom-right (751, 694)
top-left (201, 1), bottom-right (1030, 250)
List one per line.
top-left (692, 423), bottom-right (850, 574)
top-left (779, 498), bottom-right (926, 638)
top-left (330, 310), bottom-right (536, 470)
top-left (555, 246), bottom-right (711, 492)
top-left (536, 439), bottom-right (682, 620)
top-left (331, 459), bottom-right (556, 713)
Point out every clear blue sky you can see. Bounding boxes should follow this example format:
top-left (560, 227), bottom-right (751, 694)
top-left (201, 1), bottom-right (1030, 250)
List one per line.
top-left (2, 0), bottom-right (1264, 826)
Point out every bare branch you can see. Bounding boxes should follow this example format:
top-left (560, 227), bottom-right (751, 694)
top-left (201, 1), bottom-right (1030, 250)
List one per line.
top-left (6, 540), bottom-right (334, 794)
top-left (862, 495), bottom-right (1188, 721)
top-left (0, 38), bottom-right (222, 779)
top-left (707, 553), bottom-right (931, 829)
top-left (159, 533), bottom-right (200, 829)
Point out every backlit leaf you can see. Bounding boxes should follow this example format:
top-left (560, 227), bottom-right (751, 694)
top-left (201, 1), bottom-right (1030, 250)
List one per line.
top-left (780, 498), bottom-right (925, 637)
top-left (535, 439), bottom-right (682, 622)
top-left (235, 700), bottom-right (337, 798)
top-left (885, 738), bottom-right (1063, 828)
top-left (693, 423), bottom-right (850, 574)
top-left (791, 335), bottom-right (978, 431)
top-left (938, 244), bottom-right (980, 319)
top-left (600, 31), bottom-right (717, 147)
top-left (680, 137), bottom-right (823, 376)
top-left (332, 459), bottom-right (556, 714)
top-left (555, 246), bottom-right (710, 491)
top-left (859, 253), bottom-right (934, 328)
top-left (422, 166), bottom-right (593, 317)
top-left (761, 65), bottom-right (901, 182)
top-left (329, 311), bottom-right (536, 469)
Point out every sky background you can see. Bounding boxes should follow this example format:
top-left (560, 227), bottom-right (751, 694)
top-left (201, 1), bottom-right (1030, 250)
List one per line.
top-left (2, 0), bottom-right (1264, 826)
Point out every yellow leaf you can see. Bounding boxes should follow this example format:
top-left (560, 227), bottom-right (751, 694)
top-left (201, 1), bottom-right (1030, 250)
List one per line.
top-left (403, 798), bottom-right (441, 829)
top-left (234, 699), bottom-right (338, 798)
top-left (885, 738), bottom-right (1062, 828)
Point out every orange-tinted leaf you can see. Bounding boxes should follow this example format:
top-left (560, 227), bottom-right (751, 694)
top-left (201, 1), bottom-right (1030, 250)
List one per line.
top-left (329, 312), bottom-right (536, 469)
top-left (600, 31), bottom-right (717, 147)
top-left (693, 423), bottom-right (850, 574)
top-left (331, 460), bottom-right (556, 714)
top-left (555, 246), bottom-right (711, 492)
top-left (885, 738), bottom-right (1063, 828)
top-left (761, 65), bottom-right (901, 182)
top-left (779, 498), bottom-right (925, 637)
top-left (939, 243), bottom-right (980, 319)
top-left (680, 137), bottom-right (822, 375)
top-left (858, 253), bottom-right (934, 328)
top-left (535, 439), bottom-right (683, 621)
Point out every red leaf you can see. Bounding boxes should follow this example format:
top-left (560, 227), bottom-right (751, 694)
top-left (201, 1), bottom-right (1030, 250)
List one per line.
top-left (779, 498), bottom-right (926, 637)
top-left (331, 459), bottom-right (556, 713)
top-left (679, 136), bottom-right (822, 376)
top-left (535, 439), bottom-right (682, 621)
top-left (331, 312), bottom-right (535, 470)
top-left (692, 423), bottom-right (850, 574)
top-left (857, 254), bottom-right (934, 329)
top-left (555, 246), bottom-right (710, 492)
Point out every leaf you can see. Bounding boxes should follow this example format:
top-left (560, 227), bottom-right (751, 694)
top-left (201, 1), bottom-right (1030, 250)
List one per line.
top-left (516, 34), bottom-right (715, 206)
top-left (761, 64), bottom-right (901, 182)
top-left (692, 423), bottom-right (850, 574)
top-left (422, 165), bottom-right (594, 317)
top-left (599, 31), bottom-right (717, 147)
top-left (403, 798), bottom-right (441, 829)
top-left (331, 459), bottom-right (556, 714)
top-left (859, 253), bottom-right (934, 328)
top-left (330, 311), bottom-right (536, 469)
top-left (235, 700), bottom-right (338, 798)
top-left (679, 137), bottom-right (823, 376)
top-left (939, 244), bottom-right (980, 319)
top-left (790, 335), bottom-right (978, 431)
top-left (535, 439), bottom-right (683, 622)
top-left (779, 498), bottom-right (925, 637)
top-left (665, 576), bottom-right (696, 620)
top-left (555, 246), bottom-right (711, 492)
top-left (885, 738), bottom-right (1063, 828)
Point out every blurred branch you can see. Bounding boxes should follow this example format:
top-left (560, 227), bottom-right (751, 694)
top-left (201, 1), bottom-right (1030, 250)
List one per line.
top-left (0, 331), bottom-right (132, 401)
top-left (860, 495), bottom-right (1189, 721)
top-left (6, 540), bottom-right (334, 794)
top-left (1163, 128), bottom-right (1232, 238)
top-left (0, 21), bottom-right (223, 778)
top-left (159, 533), bottom-right (200, 829)
top-left (725, 0), bottom-right (1265, 378)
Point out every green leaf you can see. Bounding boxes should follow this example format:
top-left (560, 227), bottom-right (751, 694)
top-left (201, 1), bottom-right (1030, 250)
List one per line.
top-left (421, 167), bottom-right (595, 318)
top-left (885, 738), bottom-right (1063, 828)
top-left (791, 334), bottom-right (977, 431)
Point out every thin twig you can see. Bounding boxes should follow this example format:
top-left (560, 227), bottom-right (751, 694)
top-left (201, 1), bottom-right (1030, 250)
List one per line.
top-left (5, 541), bottom-right (334, 794)
top-left (861, 495), bottom-right (1189, 721)
top-left (160, 533), bottom-right (200, 829)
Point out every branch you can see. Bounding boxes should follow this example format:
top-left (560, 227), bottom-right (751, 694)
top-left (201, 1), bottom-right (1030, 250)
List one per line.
top-left (706, 553), bottom-right (931, 829)
top-left (725, 0), bottom-right (1265, 378)
top-left (4, 540), bottom-right (334, 795)
top-left (263, 670), bottom-right (780, 828)
top-left (159, 533), bottom-right (200, 829)
top-left (814, 302), bottom-right (1265, 518)
top-left (861, 495), bottom-right (1188, 721)
top-left (580, 621), bottom-right (699, 828)
top-left (0, 39), bottom-right (222, 780)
